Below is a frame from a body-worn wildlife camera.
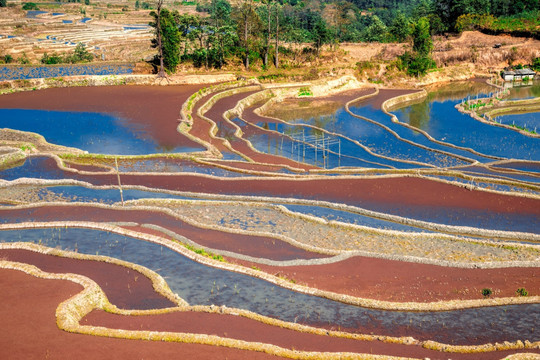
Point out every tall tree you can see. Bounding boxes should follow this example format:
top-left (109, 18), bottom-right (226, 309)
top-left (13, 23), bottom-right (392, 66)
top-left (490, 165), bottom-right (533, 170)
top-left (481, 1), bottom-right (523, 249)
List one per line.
top-left (412, 16), bottom-right (432, 56)
top-left (150, 1), bottom-right (180, 75)
top-left (313, 17), bottom-right (331, 55)
top-left (236, 0), bottom-right (260, 70)
top-left (390, 11), bottom-right (410, 42)
top-left (210, 0), bottom-right (232, 27)
top-left (452, 0), bottom-right (491, 17)
top-left (402, 16), bottom-right (435, 76)
top-left (150, 0), bottom-right (166, 77)
top-left (274, 0), bottom-right (280, 68)
top-left (363, 15), bottom-right (388, 42)
top-left (0, 0), bottom-right (7, 8)
top-left (261, 0), bottom-right (272, 67)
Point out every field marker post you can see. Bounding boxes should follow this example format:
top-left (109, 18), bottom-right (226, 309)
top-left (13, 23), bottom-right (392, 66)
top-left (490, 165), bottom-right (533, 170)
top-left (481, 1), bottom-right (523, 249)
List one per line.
top-left (115, 157), bottom-right (124, 207)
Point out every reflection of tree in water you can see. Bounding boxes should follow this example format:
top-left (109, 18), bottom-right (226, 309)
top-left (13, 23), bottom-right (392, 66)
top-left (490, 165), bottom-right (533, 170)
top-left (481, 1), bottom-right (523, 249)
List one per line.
top-left (155, 144), bottom-right (179, 153)
top-left (310, 113), bottom-right (337, 134)
top-left (216, 121), bottom-right (237, 142)
top-left (397, 81), bottom-right (495, 130)
top-left (425, 80), bottom-right (493, 102)
top-left (403, 100), bottom-right (431, 130)
top-left (265, 99), bottom-right (343, 122)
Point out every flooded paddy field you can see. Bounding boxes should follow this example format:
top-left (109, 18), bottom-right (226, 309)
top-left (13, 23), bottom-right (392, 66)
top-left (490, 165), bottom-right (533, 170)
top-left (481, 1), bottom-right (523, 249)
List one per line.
top-left (0, 227), bottom-right (538, 346)
top-left (1, 80), bottom-right (539, 359)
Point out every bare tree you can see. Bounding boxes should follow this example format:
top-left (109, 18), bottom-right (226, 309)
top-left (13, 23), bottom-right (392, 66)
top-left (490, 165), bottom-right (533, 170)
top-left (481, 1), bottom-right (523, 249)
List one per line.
top-left (274, 1), bottom-right (279, 68)
top-left (264, 0), bottom-right (271, 67)
top-left (155, 0), bottom-right (166, 78)
top-left (238, 0), bottom-right (257, 71)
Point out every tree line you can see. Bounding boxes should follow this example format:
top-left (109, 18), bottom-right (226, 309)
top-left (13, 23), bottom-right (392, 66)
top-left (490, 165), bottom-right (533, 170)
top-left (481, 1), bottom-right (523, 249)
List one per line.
top-left (150, 0), bottom-right (538, 73)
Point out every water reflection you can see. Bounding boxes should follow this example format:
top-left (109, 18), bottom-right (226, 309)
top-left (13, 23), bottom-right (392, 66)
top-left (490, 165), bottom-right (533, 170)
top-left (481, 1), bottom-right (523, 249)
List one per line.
top-left (392, 81), bottom-right (539, 161)
top-left (0, 109), bottom-right (202, 155)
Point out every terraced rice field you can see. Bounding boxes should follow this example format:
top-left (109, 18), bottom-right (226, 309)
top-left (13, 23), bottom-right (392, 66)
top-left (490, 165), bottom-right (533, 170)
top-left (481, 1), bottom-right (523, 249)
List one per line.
top-left (0, 7), bottom-right (152, 64)
top-left (0, 76), bottom-right (539, 359)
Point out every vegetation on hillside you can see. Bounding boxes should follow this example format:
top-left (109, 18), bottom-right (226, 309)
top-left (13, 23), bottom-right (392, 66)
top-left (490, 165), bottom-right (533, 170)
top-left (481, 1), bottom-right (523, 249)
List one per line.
top-left (148, 0), bottom-right (538, 74)
top-left (40, 43), bottom-right (94, 64)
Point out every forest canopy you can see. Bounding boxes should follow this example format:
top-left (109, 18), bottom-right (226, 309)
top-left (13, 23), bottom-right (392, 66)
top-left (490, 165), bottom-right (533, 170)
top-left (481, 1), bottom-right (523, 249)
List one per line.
top-left (150, 0), bottom-right (539, 72)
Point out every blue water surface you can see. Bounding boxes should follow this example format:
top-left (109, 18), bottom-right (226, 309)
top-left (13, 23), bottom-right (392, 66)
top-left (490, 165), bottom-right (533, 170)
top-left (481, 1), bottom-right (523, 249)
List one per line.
top-left (393, 99), bottom-right (539, 161)
top-left (0, 109), bottom-right (199, 155)
top-left (494, 112), bottom-right (540, 133)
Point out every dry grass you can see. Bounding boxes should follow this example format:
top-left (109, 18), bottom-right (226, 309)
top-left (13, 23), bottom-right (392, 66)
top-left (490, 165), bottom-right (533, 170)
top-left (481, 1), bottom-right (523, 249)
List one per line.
top-left (433, 31), bottom-right (540, 69)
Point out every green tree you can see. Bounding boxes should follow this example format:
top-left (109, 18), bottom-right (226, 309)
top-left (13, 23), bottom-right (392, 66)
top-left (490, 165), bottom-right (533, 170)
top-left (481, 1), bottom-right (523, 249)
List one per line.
top-left (135, 0), bottom-right (140, 9)
top-left (390, 11), bottom-right (410, 42)
top-left (210, 0), bottom-right (232, 27)
top-left (68, 43), bottom-right (93, 63)
top-left (452, 0), bottom-right (491, 17)
top-left (313, 17), bottom-right (331, 55)
top-left (150, 2), bottom-right (180, 74)
top-left (0, 0), bottom-right (7, 8)
top-left (22, 2), bottom-right (39, 10)
top-left (427, 14), bottom-right (446, 35)
top-left (363, 15), bottom-right (388, 42)
top-left (412, 16), bottom-right (432, 56)
top-left (398, 17), bottom-right (435, 76)
top-left (208, 25), bottom-right (237, 68)
top-left (41, 52), bottom-right (63, 64)
top-left (531, 57), bottom-right (540, 71)
top-left (235, 0), bottom-right (261, 70)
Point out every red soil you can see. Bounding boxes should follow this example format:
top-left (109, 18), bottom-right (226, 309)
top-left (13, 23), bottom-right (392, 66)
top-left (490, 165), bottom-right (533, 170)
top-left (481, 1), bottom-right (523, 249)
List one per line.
top-left (2, 204), bottom-right (537, 303)
top-left (189, 91), bottom-right (233, 152)
top-left (0, 85), bottom-right (208, 150)
top-left (81, 172), bottom-right (540, 217)
top-left (230, 256), bottom-right (540, 303)
top-left (0, 248), bottom-right (175, 310)
top-left (1, 256), bottom-right (536, 360)
top-left (203, 160), bottom-right (300, 174)
top-left (63, 161), bottom-right (110, 173)
top-left (0, 268), bottom-right (279, 360)
top-left (242, 88), bottom-right (377, 124)
top-left (117, 220), bottom-right (540, 304)
top-left (7, 87), bottom-right (538, 219)
top-left (83, 309), bottom-right (510, 360)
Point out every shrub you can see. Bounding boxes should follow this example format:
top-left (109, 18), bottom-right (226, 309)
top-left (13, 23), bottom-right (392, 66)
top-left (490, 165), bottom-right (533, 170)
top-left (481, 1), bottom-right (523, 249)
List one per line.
top-left (516, 288), bottom-right (528, 297)
top-left (398, 51), bottom-right (435, 76)
top-left (3, 54), bottom-right (13, 63)
top-left (18, 53), bottom-right (30, 64)
top-left (298, 87), bottom-right (313, 97)
top-left (66, 43), bottom-right (93, 63)
top-left (532, 57), bottom-right (540, 71)
top-left (41, 52), bottom-right (63, 64)
top-left (356, 60), bottom-right (374, 72)
top-left (22, 2), bottom-right (39, 10)
top-left (481, 288), bottom-right (493, 298)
